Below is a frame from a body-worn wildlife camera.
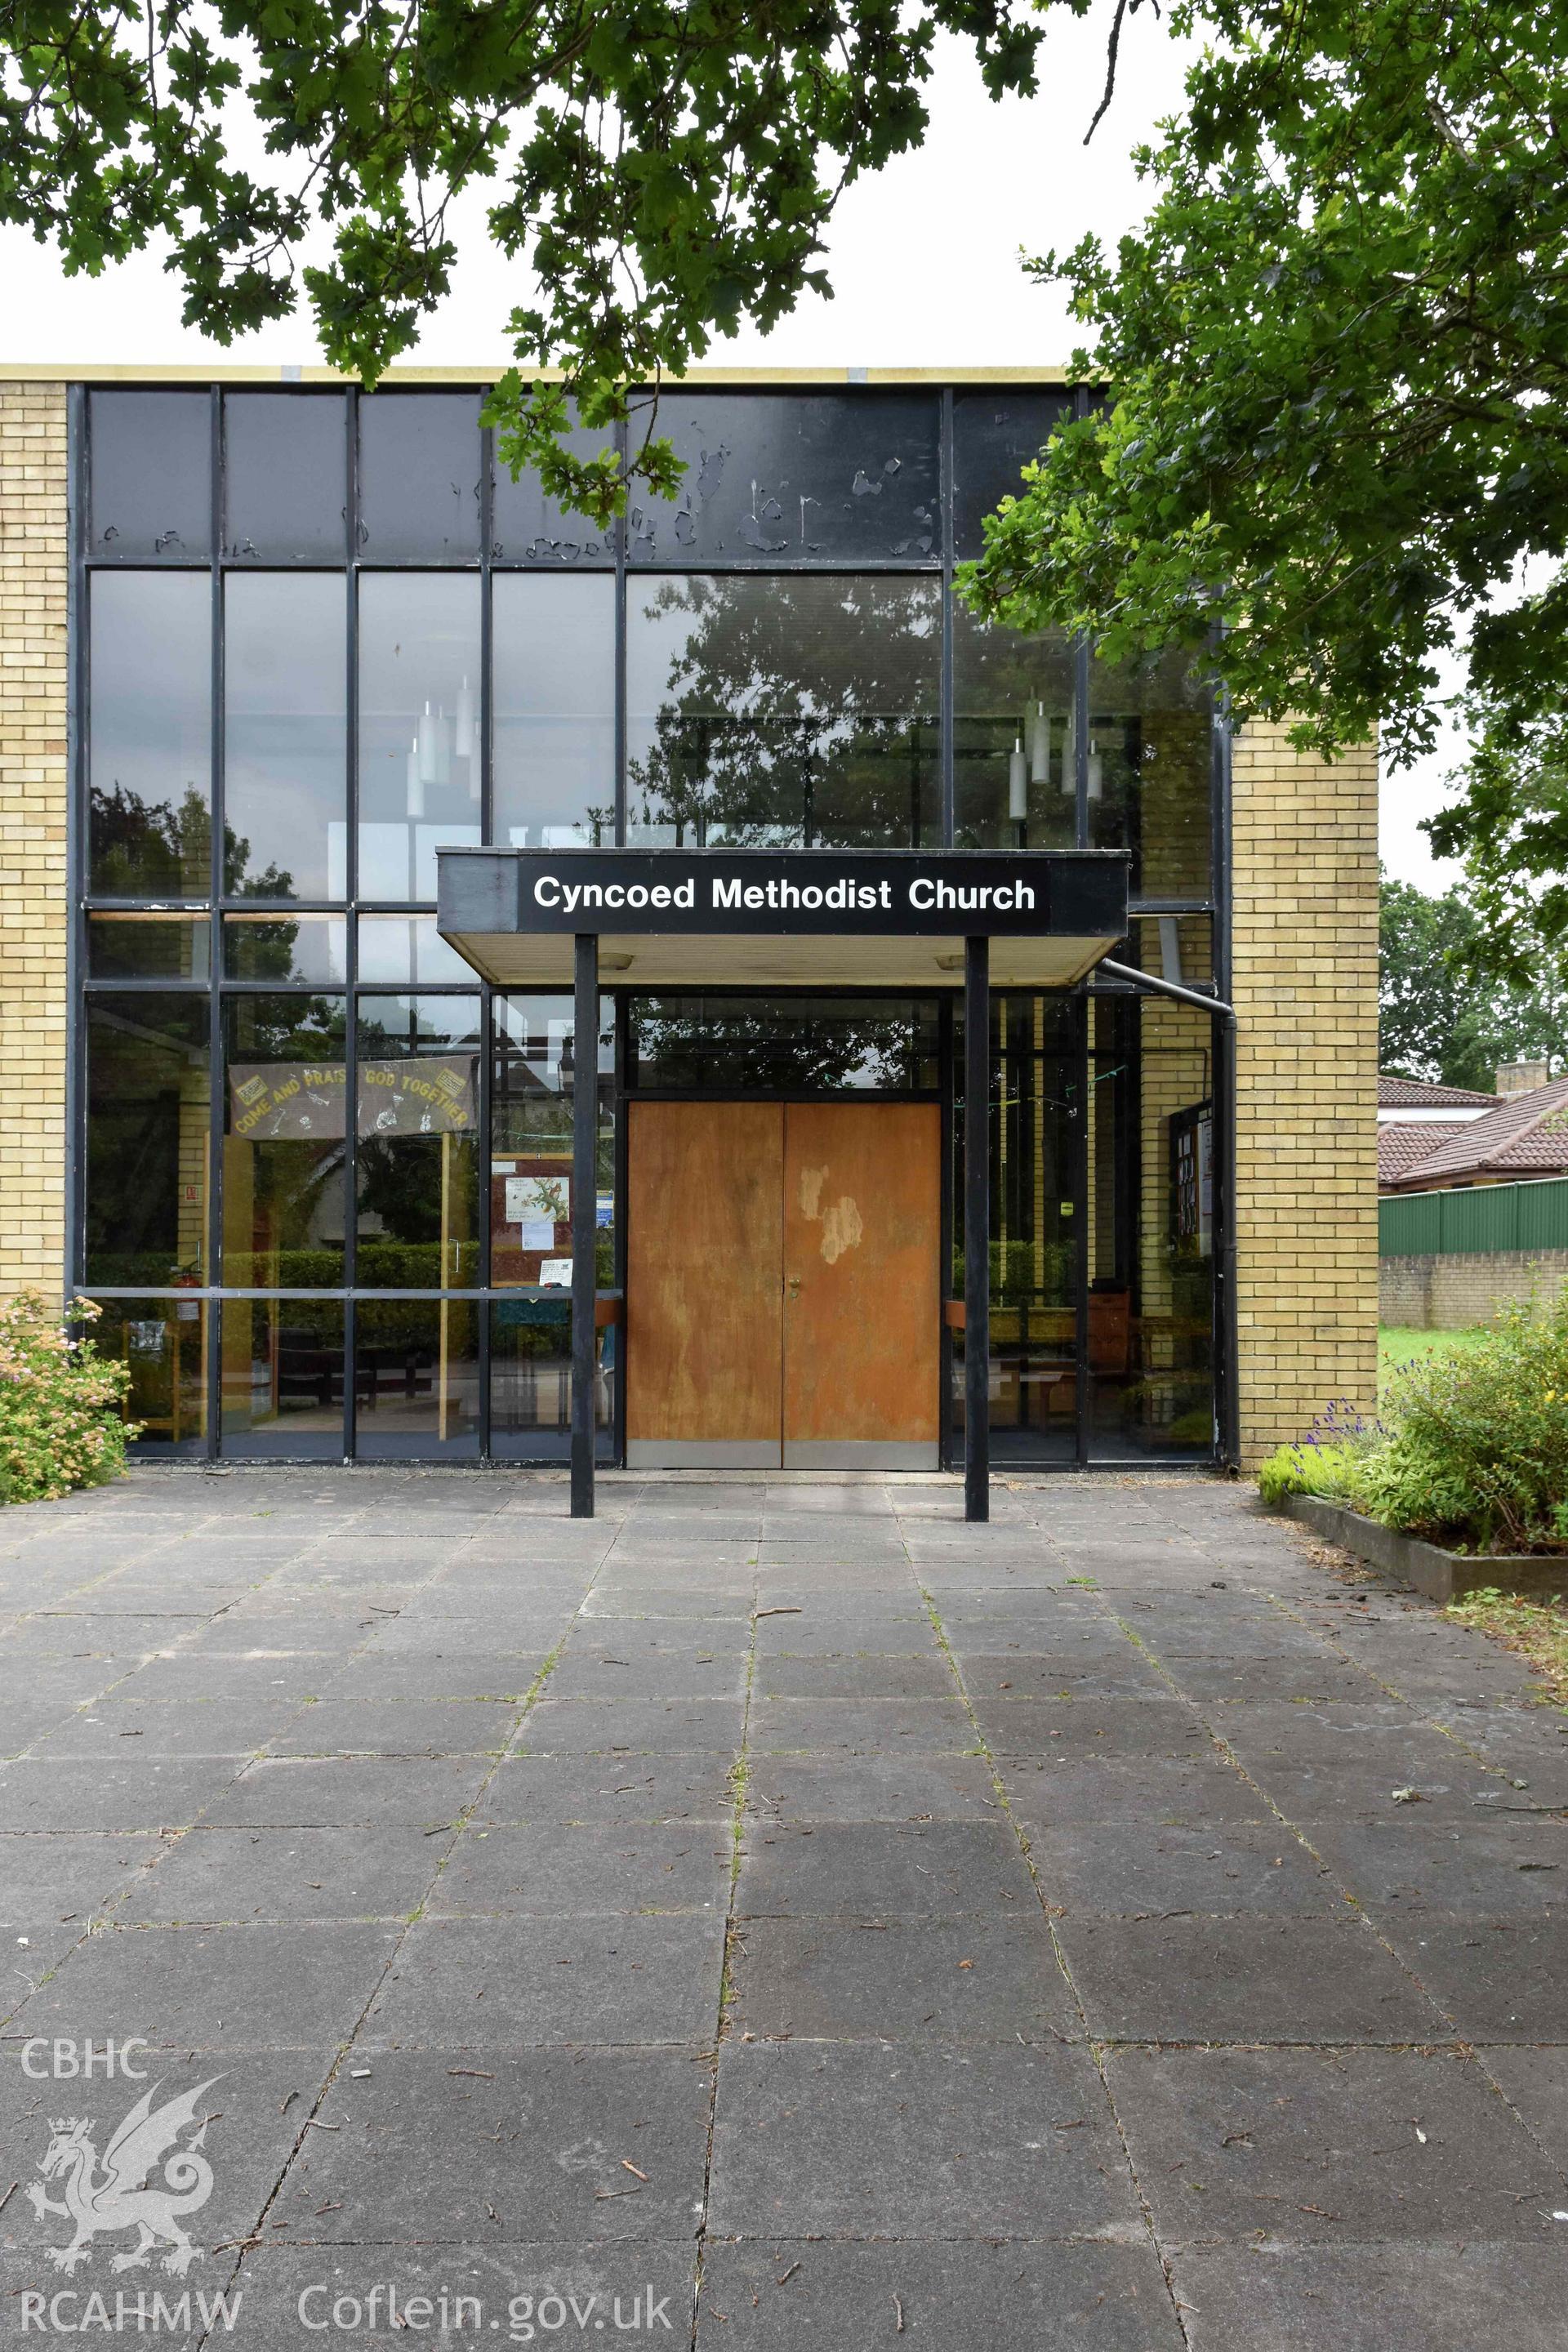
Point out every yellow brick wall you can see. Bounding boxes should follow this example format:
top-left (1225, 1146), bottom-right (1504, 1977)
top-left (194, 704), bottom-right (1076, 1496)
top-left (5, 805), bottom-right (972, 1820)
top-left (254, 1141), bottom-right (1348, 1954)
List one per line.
top-left (0, 381), bottom-right (69, 1299)
top-left (1232, 720), bottom-right (1379, 1463)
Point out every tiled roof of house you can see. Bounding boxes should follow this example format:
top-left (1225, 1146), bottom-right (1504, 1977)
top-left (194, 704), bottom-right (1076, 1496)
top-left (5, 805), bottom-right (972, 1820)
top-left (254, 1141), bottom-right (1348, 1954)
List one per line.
top-left (1387, 1071), bottom-right (1568, 1189)
top-left (1378, 1121), bottom-right (1469, 1187)
top-left (1378, 1074), bottom-right (1500, 1109)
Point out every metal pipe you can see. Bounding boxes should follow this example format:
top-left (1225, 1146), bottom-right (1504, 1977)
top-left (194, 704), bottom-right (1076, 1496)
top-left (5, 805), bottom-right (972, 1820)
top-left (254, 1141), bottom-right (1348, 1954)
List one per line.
top-left (1098, 958), bottom-right (1234, 1022)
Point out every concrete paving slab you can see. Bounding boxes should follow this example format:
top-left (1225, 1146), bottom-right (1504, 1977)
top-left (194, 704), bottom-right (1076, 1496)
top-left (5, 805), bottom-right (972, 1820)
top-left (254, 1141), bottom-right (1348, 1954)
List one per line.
top-left (1172, 2243), bottom-right (1568, 2352)
top-left (519, 1699), bottom-right (747, 1754)
top-left (1000, 1755), bottom-right (1263, 1825)
top-left (751, 1651), bottom-right (952, 1698)
top-left (695, 2238), bottom-right (1185, 2350)
top-left (320, 1652), bottom-right (546, 1699)
top-left (29, 1698), bottom-right (306, 1759)
top-left (270, 1699), bottom-right (521, 1757)
top-left (203, 1756), bottom-right (490, 1828)
top-left (746, 1698), bottom-right (974, 1753)
top-left (736, 1819), bottom-right (1036, 1919)
top-left (708, 2042), bottom-right (1133, 2237)
top-left (1058, 1913), bottom-right (1446, 2045)
top-left (429, 1821), bottom-right (732, 1917)
top-left (727, 1913), bottom-right (1077, 2043)
top-left (0, 1757), bottom-right (240, 1833)
top-left (477, 1755), bottom-right (735, 1825)
top-left (264, 2050), bottom-right (714, 2242)
top-left (746, 1755), bottom-right (1003, 1824)
top-left (546, 1634), bottom-right (750, 1701)
top-left (1384, 1917), bottom-right (1568, 2041)
top-left (969, 1695), bottom-right (1206, 1759)
top-left (11, 1920), bottom-right (397, 2050)
top-left (1107, 2044), bottom-right (1562, 2242)
top-left (119, 1824), bottom-right (442, 1924)
top-left (1301, 1814), bottom-right (1568, 1917)
top-left (1025, 1821), bottom-right (1338, 1915)
top-left (363, 1913), bottom-right (725, 2047)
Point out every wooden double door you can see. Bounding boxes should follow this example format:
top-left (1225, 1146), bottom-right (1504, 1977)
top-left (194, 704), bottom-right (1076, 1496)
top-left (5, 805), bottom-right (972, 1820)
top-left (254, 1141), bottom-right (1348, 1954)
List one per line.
top-left (626, 1101), bottom-right (941, 1468)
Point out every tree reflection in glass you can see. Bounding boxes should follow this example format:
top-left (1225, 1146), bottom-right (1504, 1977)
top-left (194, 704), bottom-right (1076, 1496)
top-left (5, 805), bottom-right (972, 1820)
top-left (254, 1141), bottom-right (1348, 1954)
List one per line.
top-left (88, 573), bottom-right (212, 898)
top-left (628, 996), bottom-right (938, 1093)
top-left (1089, 648), bottom-right (1213, 898)
top-left (626, 575), bottom-right (940, 847)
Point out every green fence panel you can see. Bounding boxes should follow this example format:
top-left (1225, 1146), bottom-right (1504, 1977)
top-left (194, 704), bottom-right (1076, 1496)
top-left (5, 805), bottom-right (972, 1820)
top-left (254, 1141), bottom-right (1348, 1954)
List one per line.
top-left (1445, 1186), bottom-right (1515, 1254)
top-left (1381, 1174), bottom-right (1568, 1256)
top-left (1517, 1177), bottom-right (1568, 1253)
top-left (1380, 1190), bottom-right (1442, 1256)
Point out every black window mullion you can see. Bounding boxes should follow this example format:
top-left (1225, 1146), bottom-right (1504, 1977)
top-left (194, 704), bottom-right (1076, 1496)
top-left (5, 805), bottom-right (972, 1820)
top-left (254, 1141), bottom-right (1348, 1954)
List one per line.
top-left (938, 991), bottom-right (954, 1468)
top-left (1071, 383), bottom-right (1092, 856)
top-left (1074, 989), bottom-right (1090, 1466)
top-left (344, 933), bottom-right (360, 1301)
top-left (614, 412), bottom-right (628, 845)
top-left (343, 1292), bottom-right (356, 1462)
top-left (479, 978), bottom-right (494, 1461)
top-left (477, 989), bottom-right (492, 1457)
top-left (345, 394), bottom-right (361, 912)
top-left (939, 386), bottom-right (955, 849)
top-left (343, 395), bottom-right (361, 1441)
top-left (480, 414), bottom-right (495, 847)
top-left (65, 385), bottom-right (88, 1300)
top-left (612, 990), bottom-right (629, 1461)
top-left (206, 389), bottom-right (225, 1459)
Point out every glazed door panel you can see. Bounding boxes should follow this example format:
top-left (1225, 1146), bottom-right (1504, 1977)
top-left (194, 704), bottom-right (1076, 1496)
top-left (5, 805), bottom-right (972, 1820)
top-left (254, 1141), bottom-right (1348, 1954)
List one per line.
top-left (782, 1102), bottom-right (941, 1468)
top-left (626, 1100), bottom-right (785, 1467)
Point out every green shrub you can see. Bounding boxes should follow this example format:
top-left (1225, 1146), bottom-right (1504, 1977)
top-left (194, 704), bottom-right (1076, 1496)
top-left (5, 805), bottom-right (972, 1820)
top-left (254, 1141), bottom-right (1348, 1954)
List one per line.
top-left (0, 1292), bottom-right (136, 1504)
top-left (1258, 1438), bottom-right (1365, 1511)
top-left (1349, 1294), bottom-right (1568, 1551)
top-left (1265, 1298), bottom-right (1568, 1551)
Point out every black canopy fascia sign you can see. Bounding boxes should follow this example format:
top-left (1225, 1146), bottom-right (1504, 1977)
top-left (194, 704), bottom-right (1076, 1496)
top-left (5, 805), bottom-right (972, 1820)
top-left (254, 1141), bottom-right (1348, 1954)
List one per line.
top-left (435, 843), bottom-right (1131, 1531)
top-left (436, 846), bottom-right (1130, 991)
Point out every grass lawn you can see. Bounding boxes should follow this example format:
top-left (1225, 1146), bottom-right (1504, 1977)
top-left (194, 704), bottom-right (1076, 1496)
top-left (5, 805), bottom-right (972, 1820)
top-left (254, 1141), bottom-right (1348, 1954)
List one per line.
top-left (1379, 1325), bottom-right (1488, 1394)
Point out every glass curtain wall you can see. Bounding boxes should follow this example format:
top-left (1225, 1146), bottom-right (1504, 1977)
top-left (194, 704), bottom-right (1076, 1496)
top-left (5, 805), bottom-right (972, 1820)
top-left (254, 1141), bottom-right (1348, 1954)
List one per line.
top-left (77, 383), bottom-right (1221, 1462)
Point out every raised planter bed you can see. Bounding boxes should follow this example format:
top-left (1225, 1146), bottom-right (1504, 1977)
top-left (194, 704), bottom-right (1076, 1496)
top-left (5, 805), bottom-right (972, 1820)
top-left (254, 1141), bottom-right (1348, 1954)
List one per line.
top-left (1281, 1494), bottom-right (1568, 1605)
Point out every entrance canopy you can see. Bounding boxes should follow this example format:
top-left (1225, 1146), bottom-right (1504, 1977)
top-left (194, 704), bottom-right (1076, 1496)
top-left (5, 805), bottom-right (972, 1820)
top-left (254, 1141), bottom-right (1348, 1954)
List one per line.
top-left (436, 846), bottom-right (1129, 990)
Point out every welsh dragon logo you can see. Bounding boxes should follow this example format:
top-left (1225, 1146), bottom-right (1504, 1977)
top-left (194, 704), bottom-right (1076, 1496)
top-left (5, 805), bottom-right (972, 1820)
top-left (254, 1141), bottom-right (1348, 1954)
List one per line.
top-left (26, 2079), bottom-right (221, 2275)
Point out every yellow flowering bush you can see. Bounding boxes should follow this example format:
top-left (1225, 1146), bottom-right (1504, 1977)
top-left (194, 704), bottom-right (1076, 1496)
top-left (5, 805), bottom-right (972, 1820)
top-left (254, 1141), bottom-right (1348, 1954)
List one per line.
top-left (0, 1292), bottom-right (137, 1504)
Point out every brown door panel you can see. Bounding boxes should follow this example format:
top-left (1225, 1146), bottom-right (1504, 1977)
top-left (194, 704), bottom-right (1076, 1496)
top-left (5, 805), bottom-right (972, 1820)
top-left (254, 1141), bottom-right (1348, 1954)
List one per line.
top-left (782, 1102), bottom-right (941, 1460)
top-left (626, 1100), bottom-right (783, 1462)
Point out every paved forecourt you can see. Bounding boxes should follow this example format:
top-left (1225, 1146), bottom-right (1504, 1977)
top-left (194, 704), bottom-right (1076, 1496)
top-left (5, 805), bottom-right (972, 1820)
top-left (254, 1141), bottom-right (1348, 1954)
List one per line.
top-left (1, 1468), bottom-right (1565, 2349)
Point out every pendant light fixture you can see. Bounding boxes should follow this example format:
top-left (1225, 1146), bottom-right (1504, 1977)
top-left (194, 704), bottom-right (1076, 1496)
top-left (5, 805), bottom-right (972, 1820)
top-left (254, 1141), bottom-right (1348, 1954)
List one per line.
top-left (416, 700), bottom-right (439, 787)
top-left (1087, 733), bottom-right (1103, 802)
top-left (455, 674), bottom-right (480, 799)
top-left (1008, 737), bottom-right (1027, 822)
top-left (405, 734), bottom-right (424, 819)
top-left (432, 704), bottom-right (452, 789)
top-left (1060, 706), bottom-right (1076, 794)
top-left (1027, 700), bottom-right (1050, 784)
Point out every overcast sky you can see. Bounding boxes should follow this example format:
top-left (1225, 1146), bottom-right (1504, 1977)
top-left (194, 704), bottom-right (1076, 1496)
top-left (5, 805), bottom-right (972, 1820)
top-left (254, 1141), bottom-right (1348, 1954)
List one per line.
top-left (0, 19), bottom-right (1459, 888)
